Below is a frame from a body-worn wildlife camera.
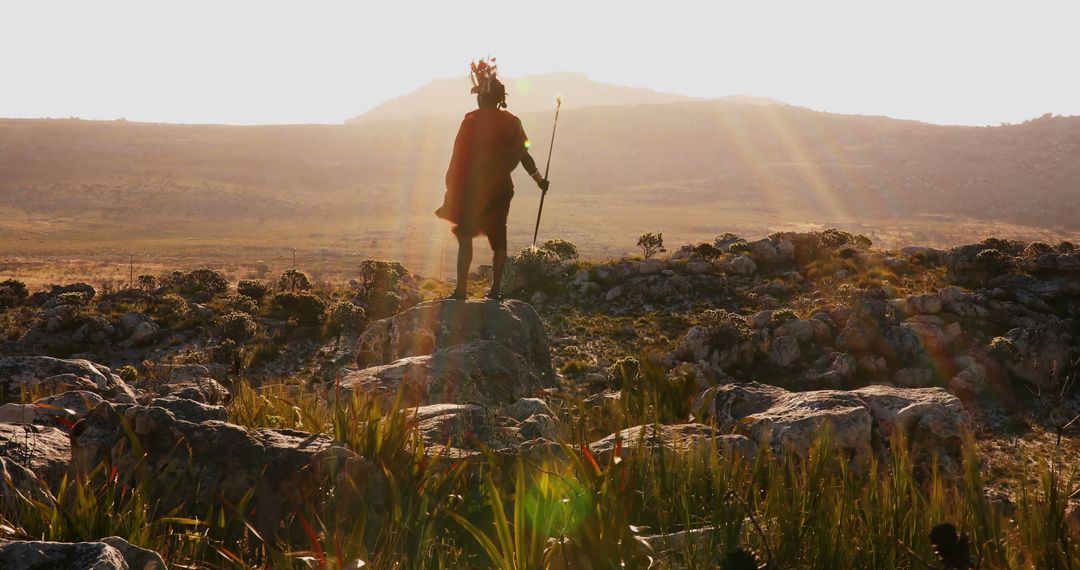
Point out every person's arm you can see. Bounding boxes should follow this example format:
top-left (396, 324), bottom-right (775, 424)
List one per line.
top-left (520, 150), bottom-right (549, 191)
top-left (516, 118), bottom-right (550, 192)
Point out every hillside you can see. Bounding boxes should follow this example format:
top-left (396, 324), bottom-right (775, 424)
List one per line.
top-left (2, 105), bottom-right (1079, 278)
top-left (346, 72), bottom-right (710, 123)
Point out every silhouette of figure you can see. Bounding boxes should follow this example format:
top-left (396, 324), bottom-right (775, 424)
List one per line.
top-left (436, 58), bottom-right (549, 300)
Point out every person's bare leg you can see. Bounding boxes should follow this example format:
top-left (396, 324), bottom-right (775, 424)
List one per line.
top-left (453, 234), bottom-right (472, 299)
top-left (489, 245), bottom-right (507, 298)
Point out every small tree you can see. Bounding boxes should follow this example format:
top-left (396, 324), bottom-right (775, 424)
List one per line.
top-left (540, 239), bottom-right (579, 263)
top-left (136, 274), bottom-right (157, 292)
top-left (0, 279), bottom-right (29, 309)
top-left (637, 232), bottom-right (666, 259)
top-left (277, 268), bottom-right (312, 293)
top-left (220, 311), bottom-right (258, 342)
top-left (237, 279), bottom-right (270, 301)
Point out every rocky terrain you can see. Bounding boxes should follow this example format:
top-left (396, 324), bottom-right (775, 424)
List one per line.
top-left (0, 230), bottom-right (1078, 568)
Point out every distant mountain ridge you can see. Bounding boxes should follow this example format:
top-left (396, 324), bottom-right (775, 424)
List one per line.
top-left (346, 72), bottom-right (785, 124)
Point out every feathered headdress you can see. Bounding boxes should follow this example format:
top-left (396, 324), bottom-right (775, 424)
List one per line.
top-left (470, 57), bottom-right (506, 107)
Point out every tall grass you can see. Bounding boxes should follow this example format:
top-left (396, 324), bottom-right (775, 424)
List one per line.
top-left (1, 377), bottom-right (1077, 568)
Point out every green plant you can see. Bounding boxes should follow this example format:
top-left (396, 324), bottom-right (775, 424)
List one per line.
top-left (220, 311), bottom-right (258, 342)
top-left (272, 291), bottom-right (327, 326)
top-left (0, 278), bottom-right (29, 308)
top-left (327, 300), bottom-right (366, 334)
top-left (697, 308), bottom-right (753, 347)
top-left (237, 279), bottom-right (270, 301)
top-left (277, 268), bottom-right (312, 293)
top-left (637, 232), bottom-right (666, 259)
top-left (540, 239), bottom-right (579, 263)
top-left (136, 274), bottom-right (157, 292)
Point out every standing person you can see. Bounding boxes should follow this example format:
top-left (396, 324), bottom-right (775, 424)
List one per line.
top-left (436, 58), bottom-right (550, 300)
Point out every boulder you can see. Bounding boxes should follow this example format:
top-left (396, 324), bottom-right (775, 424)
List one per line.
top-left (355, 299), bottom-right (554, 386)
top-left (906, 294), bottom-right (943, 315)
top-left (149, 397), bottom-right (229, 423)
top-left (0, 540), bottom-right (128, 570)
top-left (769, 335), bottom-right (801, 367)
top-left (0, 357), bottom-right (135, 404)
top-left (70, 401), bottom-right (352, 535)
top-left (588, 424), bottom-right (756, 463)
top-left (1002, 321), bottom-right (1074, 390)
top-left (0, 390), bottom-right (104, 428)
top-left (168, 364), bottom-right (210, 383)
top-left (74, 316), bottom-right (115, 343)
top-left (728, 255), bottom-right (757, 276)
top-left (851, 384), bottom-right (972, 470)
top-left (160, 377), bottom-right (230, 404)
top-left (0, 423), bottom-right (71, 491)
top-left (894, 367), bottom-right (933, 388)
top-left (337, 340), bottom-right (544, 407)
top-left (410, 403), bottom-right (517, 451)
top-left (695, 381), bottom-right (971, 470)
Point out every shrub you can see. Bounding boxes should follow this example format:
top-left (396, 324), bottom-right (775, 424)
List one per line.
top-left (328, 300), bottom-right (366, 334)
top-left (0, 279), bottom-right (29, 309)
top-left (211, 338), bottom-right (241, 365)
top-left (607, 356), bottom-right (641, 387)
top-left (277, 268), bottom-right (312, 293)
top-left (988, 336), bottom-right (1017, 361)
top-left (728, 241), bottom-right (752, 254)
top-left (637, 232), bottom-right (666, 259)
top-left (1024, 241), bottom-right (1055, 258)
top-left (1058, 241), bottom-right (1075, 254)
top-left (155, 293), bottom-right (189, 317)
top-left (714, 232), bottom-right (741, 247)
top-left (272, 291), bottom-right (326, 326)
top-left (220, 311), bottom-right (258, 342)
top-left (356, 259), bottom-right (408, 296)
top-left (51, 291), bottom-right (91, 307)
top-left (697, 308), bottom-right (753, 346)
top-left (769, 308), bottom-right (799, 327)
top-left (508, 246), bottom-right (563, 292)
top-left (162, 268), bottom-right (229, 297)
top-left (237, 279), bottom-right (270, 301)
top-left (225, 294), bottom-right (259, 316)
top-left (691, 243), bottom-right (723, 260)
top-left (116, 365), bottom-right (138, 384)
top-left (975, 248), bottom-right (1013, 276)
top-left (540, 239), bottom-right (579, 262)
top-left (136, 274), bottom-right (157, 292)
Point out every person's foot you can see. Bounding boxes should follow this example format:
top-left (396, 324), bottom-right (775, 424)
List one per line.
top-left (444, 289), bottom-right (467, 301)
top-left (483, 289), bottom-right (503, 301)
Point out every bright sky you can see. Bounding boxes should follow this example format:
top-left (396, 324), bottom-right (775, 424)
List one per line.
top-left (3, 1), bottom-right (1078, 126)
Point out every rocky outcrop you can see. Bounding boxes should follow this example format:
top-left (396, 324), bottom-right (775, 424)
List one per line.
top-left (0, 423), bottom-right (71, 490)
top-left (0, 357), bottom-right (135, 404)
top-left (0, 390), bottom-right (104, 428)
top-left (0, 537), bottom-right (166, 570)
top-left (357, 300), bottom-right (553, 380)
top-left (70, 401), bottom-right (353, 535)
top-left (0, 540), bottom-right (128, 570)
top-left (695, 381), bottom-right (971, 471)
top-left (588, 424), bottom-right (756, 462)
top-left (338, 340), bottom-right (544, 407)
top-left (347, 299), bottom-right (555, 407)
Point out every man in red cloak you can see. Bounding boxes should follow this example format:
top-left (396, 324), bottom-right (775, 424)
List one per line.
top-left (435, 58), bottom-right (550, 300)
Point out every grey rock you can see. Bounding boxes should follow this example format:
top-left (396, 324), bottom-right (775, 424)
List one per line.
top-left (0, 357), bottom-right (135, 404)
top-left (0, 540), bottom-right (129, 570)
top-left (338, 340), bottom-right (544, 408)
top-left (0, 390), bottom-right (103, 428)
top-left (70, 401), bottom-right (353, 536)
top-left (356, 299), bottom-right (554, 386)
top-left (769, 335), bottom-right (801, 367)
top-left (588, 424), bottom-right (757, 463)
top-left (149, 397), bottom-right (229, 423)
top-left (0, 423), bottom-right (71, 491)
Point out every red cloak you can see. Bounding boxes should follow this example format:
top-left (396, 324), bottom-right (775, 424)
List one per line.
top-left (436, 108), bottom-right (529, 237)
